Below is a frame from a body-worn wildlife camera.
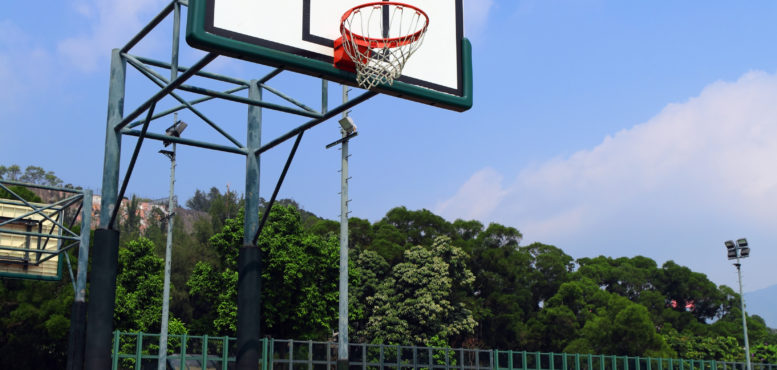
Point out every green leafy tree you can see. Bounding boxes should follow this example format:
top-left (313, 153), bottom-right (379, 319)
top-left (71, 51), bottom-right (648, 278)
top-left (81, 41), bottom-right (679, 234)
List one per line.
top-left (566, 294), bottom-right (674, 357)
top-left (520, 242), bottom-right (574, 310)
top-left (187, 205), bottom-right (340, 339)
top-left (363, 236), bottom-right (476, 345)
top-left (656, 261), bottom-right (724, 324)
top-left (349, 249), bottom-right (390, 339)
top-left (752, 343), bottom-right (777, 364)
top-left (663, 330), bottom-right (742, 361)
top-left (529, 278), bottom-right (608, 352)
top-left (467, 222), bottom-right (531, 349)
top-left (2, 165), bottom-right (21, 180)
top-left (113, 237), bottom-right (186, 335)
top-left (0, 185), bottom-right (42, 202)
top-left (186, 189), bottom-right (211, 211)
top-left (0, 279), bottom-right (73, 369)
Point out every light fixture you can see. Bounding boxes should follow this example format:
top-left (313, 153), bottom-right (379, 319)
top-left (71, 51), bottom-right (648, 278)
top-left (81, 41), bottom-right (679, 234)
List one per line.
top-left (725, 240), bottom-right (737, 259)
top-left (163, 121), bottom-right (188, 147)
top-left (338, 116), bottom-right (356, 135)
top-left (723, 237), bottom-right (752, 370)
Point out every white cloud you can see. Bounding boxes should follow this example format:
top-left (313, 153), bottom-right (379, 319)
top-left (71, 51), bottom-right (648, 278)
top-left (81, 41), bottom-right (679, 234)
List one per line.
top-left (435, 167), bottom-right (506, 220)
top-left (436, 70), bottom-right (777, 291)
top-left (58, 0), bottom-right (166, 72)
top-left (462, 0), bottom-right (494, 40)
top-left (0, 20), bottom-right (55, 116)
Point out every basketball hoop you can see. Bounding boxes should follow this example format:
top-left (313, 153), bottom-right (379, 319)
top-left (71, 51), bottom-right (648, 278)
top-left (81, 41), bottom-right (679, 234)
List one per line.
top-left (334, 2), bottom-right (429, 90)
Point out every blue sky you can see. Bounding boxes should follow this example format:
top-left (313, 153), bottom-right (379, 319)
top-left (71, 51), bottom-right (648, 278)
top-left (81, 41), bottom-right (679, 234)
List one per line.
top-left (2, 0), bottom-right (777, 322)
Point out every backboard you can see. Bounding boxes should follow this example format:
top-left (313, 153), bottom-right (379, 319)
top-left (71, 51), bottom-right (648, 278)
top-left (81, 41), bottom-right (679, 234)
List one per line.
top-left (186, 0), bottom-right (472, 111)
top-left (0, 201), bottom-right (63, 280)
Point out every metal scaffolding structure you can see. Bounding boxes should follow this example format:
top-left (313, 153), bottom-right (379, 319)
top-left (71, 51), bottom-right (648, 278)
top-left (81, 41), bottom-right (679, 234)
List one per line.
top-left (84, 1), bottom-right (376, 369)
top-left (0, 180), bottom-right (93, 370)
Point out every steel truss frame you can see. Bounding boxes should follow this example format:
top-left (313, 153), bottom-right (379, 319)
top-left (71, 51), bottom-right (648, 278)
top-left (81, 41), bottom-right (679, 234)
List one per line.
top-left (83, 1), bottom-right (376, 369)
top-left (0, 180), bottom-right (93, 370)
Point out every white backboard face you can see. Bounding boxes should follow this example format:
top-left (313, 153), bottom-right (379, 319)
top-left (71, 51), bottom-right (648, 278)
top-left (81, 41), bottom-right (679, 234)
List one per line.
top-left (197, 0), bottom-right (465, 97)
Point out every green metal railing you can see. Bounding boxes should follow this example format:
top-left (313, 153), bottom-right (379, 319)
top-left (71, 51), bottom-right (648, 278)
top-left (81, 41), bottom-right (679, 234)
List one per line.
top-left (270, 339), bottom-right (493, 369)
top-left (492, 351), bottom-right (776, 370)
top-left (110, 331), bottom-right (777, 370)
top-left (110, 331), bottom-right (270, 370)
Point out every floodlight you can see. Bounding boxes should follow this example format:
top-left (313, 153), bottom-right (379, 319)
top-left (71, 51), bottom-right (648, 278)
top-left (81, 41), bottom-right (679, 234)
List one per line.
top-left (723, 237), bottom-right (753, 370)
top-left (338, 116), bottom-right (357, 135)
top-left (163, 121), bottom-right (188, 147)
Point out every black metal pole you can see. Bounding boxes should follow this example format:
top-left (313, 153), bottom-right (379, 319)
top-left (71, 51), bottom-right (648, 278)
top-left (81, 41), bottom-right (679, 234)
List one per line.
top-left (237, 80), bottom-right (262, 369)
top-left (66, 190), bottom-right (92, 370)
top-left (83, 228), bottom-right (120, 369)
top-left (84, 48), bottom-right (125, 370)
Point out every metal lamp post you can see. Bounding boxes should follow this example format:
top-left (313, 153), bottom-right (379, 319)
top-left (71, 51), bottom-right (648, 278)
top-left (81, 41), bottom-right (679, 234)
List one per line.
top-left (725, 238), bottom-right (752, 370)
top-left (325, 86), bottom-right (358, 370)
top-left (158, 119), bottom-right (187, 370)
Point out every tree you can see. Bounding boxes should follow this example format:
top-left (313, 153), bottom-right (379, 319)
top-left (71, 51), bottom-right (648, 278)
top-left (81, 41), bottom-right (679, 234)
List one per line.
top-left (0, 278), bottom-right (73, 369)
top-left (118, 195), bottom-right (142, 244)
top-left (363, 236), bottom-right (476, 346)
top-left (663, 330), bottom-right (742, 361)
top-left (467, 222), bottom-right (531, 349)
top-left (520, 242), bottom-right (574, 310)
top-left (113, 237), bottom-right (186, 335)
top-left (349, 249), bottom-right (390, 339)
top-left (655, 261), bottom-right (724, 324)
top-left (0, 185), bottom-right (42, 202)
top-left (2, 165), bottom-right (21, 181)
top-left (752, 343), bottom-right (777, 364)
top-left (0, 165), bottom-right (65, 187)
top-left (187, 205), bottom-right (341, 339)
top-left (567, 294), bottom-right (674, 357)
top-left (374, 207), bottom-right (455, 249)
top-left (186, 189), bottom-right (211, 211)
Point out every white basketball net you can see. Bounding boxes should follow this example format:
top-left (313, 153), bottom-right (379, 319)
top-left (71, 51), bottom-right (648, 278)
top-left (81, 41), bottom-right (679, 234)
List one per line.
top-left (340, 3), bottom-right (429, 90)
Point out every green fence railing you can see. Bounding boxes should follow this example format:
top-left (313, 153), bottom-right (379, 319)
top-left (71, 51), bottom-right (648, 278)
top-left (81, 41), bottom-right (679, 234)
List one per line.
top-left (109, 331), bottom-right (777, 370)
top-left (492, 351), bottom-right (776, 370)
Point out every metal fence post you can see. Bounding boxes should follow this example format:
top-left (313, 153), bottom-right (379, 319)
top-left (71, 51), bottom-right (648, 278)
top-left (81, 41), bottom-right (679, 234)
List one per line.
top-left (180, 332), bottom-right (188, 370)
top-left (550, 353), bottom-right (555, 370)
top-left (524, 352), bottom-right (529, 370)
top-left (202, 334), bottom-right (209, 369)
top-left (537, 352), bottom-right (541, 370)
top-left (587, 354), bottom-right (592, 370)
top-left (308, 339), bottom-right (313, 370)
top-left (223, 336), bottom-right (230, 370)
top-left (112, 331), bottom-right (121, 370)
top-left (575, 354), bottom-right (580, 370)
top-left (135, 332), bottom-right (143, 370)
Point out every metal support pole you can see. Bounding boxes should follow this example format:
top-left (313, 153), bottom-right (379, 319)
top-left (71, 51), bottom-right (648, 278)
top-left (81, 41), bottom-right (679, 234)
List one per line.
top-left (337, 85), bottom-right (350, 370)
top-left (237, 80), bottom-right (262, 370)
top-left (66, 190), bottom-right (92, 370)
top-left (158, 140), bottom-right (177, 369)
top-left (159, 4), bottom-right (181, 366)
top-left (85, 48), bottom-right (125, 370)
top-left (735, 260), bottom-right (751, 370)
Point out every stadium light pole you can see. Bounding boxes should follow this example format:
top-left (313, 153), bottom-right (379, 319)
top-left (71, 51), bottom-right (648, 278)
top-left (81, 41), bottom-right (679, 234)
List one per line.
top-left (725, 238), bottom-right (752, 370)
top-left (158, 118), bottom-right (187, 370)
top-left (325, 85), bottom-right (358, 370)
